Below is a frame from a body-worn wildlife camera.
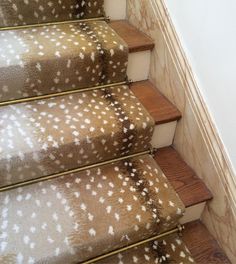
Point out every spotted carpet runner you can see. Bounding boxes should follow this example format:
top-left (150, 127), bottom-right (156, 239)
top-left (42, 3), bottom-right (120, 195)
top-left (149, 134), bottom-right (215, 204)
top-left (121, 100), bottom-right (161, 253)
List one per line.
top-left (0, 1), bottom-right (195, 263)
top-left (0, 85), bottom-right (154, 187)
top-left (0, 0), bottom-right (105, 27)
top-left (0, 155), bottom-right (194, 263)
top-left (97, 234), bottom-right (195, 264)
top-left (0, 21), bottom-right (128, 102)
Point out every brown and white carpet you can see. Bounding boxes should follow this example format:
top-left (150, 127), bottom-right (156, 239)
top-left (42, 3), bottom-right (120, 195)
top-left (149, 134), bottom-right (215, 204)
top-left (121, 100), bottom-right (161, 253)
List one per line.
top-left (0, 1), bottom-right (195, 263)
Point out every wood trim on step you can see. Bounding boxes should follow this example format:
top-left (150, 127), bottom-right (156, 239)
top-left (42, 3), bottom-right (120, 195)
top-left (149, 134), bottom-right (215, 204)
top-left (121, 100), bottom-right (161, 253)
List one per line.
top-left (127, 1), bottom-right (236, 262)
top-left (130, 81), bottom-right (181, 125)
top-left (110, 20), bottom-right (154, 53)
top-left (183, 221), bottom-right (231, 264)
top-left (154, 147), bottom-right (212, 208)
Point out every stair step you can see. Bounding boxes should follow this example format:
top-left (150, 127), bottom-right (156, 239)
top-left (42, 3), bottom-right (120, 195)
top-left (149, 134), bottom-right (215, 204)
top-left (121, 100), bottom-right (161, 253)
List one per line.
top-left (155, 147), bottom-right (212, 208)
top-left (183, 221), bottom-right (231, 264)
top-left (85, 220), bottom-right (229, 264)
top-left (0, 154), bottom-right (185, 263)
top-left (110, 20), bottom-right (155, 53)
top-left (95, 232), bottom-right (195, 264)
top-left (111, 20), bottom-right (154, 82)
top-left (0, 0), bottom-right (127, 28)
top-left (0, 20), bottom-right (155, 103)
top-left (0, 0), bottom-right (106, 27)
top-left (0, 21), bottom-right (128, 103)
top-left (131, 81), bottom-right (181, 125)
top-left (0, 85), bottom-right (154, 188)
top-left (131, 80), bottom-right (181, 148)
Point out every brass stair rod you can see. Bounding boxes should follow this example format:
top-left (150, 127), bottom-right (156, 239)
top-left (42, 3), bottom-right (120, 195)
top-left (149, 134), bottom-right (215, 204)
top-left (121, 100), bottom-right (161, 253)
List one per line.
top-left (0, 148), bottom-right (156, 192)
top-left (81, 225), bottom-right (184, 264)
top-left (0, 16), bottom-right (110, 31)
top-left (0, 80), bottom-right (132, 107)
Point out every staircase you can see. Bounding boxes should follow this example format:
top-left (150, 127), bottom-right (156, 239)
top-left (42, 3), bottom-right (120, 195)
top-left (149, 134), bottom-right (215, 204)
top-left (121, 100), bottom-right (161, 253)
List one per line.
top-left (0, 1), bottom-right (230, 263)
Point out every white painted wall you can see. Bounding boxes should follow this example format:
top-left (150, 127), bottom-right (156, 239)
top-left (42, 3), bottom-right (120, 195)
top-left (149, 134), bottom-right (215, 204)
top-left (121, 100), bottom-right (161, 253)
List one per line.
top-left (165, 0), bottom-right (236, 172)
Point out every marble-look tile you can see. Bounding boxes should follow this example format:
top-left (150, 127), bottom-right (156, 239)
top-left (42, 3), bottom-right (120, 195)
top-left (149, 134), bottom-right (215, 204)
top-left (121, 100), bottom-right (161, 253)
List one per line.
top-left (127, 0), bottom-right (236, 262)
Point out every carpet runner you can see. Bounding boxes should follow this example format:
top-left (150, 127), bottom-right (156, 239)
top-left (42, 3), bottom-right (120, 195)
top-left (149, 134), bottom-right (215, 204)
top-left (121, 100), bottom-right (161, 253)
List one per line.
top-left (96, 234), bottom-right (195, 264)
top-left (0, 1), bottom-right (196, 263)
top-left (0, 21), bottom-right (128, 102)
top-left (0, 0), bottom-right (105, 27)
top-left (0, 155), bottom-right (192, 263)
top-left (0, 85), bottom-right (154, 187)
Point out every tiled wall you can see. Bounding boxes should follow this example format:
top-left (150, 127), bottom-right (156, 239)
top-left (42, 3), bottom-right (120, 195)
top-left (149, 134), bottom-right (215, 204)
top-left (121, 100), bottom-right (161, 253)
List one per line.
top-left (127, 0), bottom-right (236, 262)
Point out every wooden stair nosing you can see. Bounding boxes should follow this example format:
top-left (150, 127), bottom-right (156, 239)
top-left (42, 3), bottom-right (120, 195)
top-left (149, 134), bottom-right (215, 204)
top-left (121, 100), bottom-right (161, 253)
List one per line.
top-left (131, 80), bottom-right (182, 125)
top-left (110, 20), bottom-right (155, 53)
top-left (183, 221), bottom-right (231, 264)
top-left (154, 147), bottom-right (213, 208)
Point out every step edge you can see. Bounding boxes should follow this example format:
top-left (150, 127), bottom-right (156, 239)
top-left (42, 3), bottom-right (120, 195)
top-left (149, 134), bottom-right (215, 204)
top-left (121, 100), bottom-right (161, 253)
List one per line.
top-left (154, 146), bottom-right (213, 208)
top-left (131, 80), bottom-right (182, 125)
top-left (183, 220), bottom-right (231, 264)
top-left (110, 20), bottom-right (155, 53)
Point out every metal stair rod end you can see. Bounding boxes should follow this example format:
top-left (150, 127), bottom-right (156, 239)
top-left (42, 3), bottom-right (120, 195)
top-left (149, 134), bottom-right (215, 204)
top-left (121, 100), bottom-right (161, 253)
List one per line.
top-left (150, 147), bottom-right (158, 156)
top-left (177, 225), bottom-right (185, 237)
top-left (105, 16), bottom-right (111, 23)
top-left (128, 79), bottom-right (133, 85)
top-left (81, 226), bottom-right (182, 264)
top-left (124, 75), bottom-right (133, 85)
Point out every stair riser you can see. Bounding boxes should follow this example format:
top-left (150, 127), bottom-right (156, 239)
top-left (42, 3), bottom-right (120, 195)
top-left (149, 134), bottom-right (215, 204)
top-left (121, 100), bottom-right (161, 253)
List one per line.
top-left (104, 0), bottom-right (127, 20)
top-left (0, 85), bottom-right (154, 187)
top-left (127, 51), bottom-right (151, 82)
top-left (128, 50), bottom-right (176, 149)
top-left (151, 121), bottom-right (177, 149)
top-left (180, 202), bottom-right (206, 224)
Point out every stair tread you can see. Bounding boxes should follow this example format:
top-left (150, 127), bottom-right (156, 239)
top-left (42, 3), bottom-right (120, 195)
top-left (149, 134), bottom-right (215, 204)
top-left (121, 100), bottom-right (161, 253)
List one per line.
top-left (0, 21), bottom-right (128, 102)
top-left (97, 232), bottom-right (194, 264)
top-left (183, 221), bottom-right (231, 264)
top-left (110, 20), bottom-right (155, 53)
top-left (0, 154), bottom-right (185, 263)
top-left (94, 221), bottom-right (228, 264)
top-left (131, 81), bottom-right (182, 125)
top-left (0, 0), bottom-right (105, 27)
top-left (154, 147), bottom-right (213, 208)
top-left (0, 85), bottom-right (154, 188)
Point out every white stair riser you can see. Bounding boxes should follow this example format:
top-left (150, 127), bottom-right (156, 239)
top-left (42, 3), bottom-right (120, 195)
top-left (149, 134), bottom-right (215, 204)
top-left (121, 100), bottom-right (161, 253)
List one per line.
top-left (180, 203), bottom-right (206, 224)
top-left (151, 122), bottom-right (177, 149)
top-left (127, 51), bottom-right (151, 82)
top-left (105, 1), bottom-right (151, 82)
top-left (104, 0), bottom-right (127, 20)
